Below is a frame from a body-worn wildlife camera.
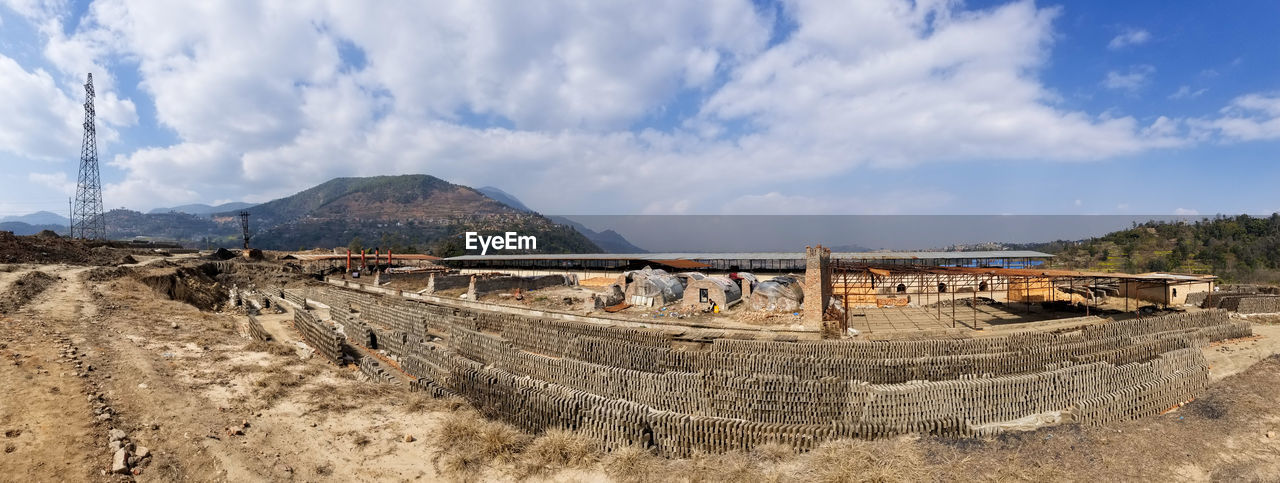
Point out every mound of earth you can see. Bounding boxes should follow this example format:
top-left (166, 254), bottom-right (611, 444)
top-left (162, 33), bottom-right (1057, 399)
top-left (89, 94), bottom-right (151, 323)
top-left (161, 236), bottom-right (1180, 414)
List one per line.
top-left (136, 264), bottom-right (229, 311)
top-left (0, 231), bottom-right (125, 265)
top-left (207, 248), bottom-right (236, 261)
top-left (0, 270), bottom-right (59, 313)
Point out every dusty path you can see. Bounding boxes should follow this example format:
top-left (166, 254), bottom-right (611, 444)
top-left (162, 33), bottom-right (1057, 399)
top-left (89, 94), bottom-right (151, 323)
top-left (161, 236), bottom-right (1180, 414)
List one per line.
top-left (1205, 324), bottom-right (1280, 381)
top-left (1, 265), bottom-right (446, 481)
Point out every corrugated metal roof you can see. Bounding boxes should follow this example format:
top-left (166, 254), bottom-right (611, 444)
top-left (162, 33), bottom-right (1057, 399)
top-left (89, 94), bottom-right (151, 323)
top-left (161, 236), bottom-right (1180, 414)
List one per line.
top-left (287, 253), bottom-right (442, 261)
top-left (648, 259), bottom-right (713, 269)
top-left (443, 250), bottom-right (1053, 262)
top-left (864, 265), bottom-right (1216, 282)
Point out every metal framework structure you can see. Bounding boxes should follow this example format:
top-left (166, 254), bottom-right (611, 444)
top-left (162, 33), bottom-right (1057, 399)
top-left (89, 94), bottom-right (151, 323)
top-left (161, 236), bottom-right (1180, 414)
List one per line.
top-left (239, 211), bottom-right (251, 249)
top-left (72, 73), bottom-right (105, 240)
top-left (830, 261), bottom-right (1217, 333)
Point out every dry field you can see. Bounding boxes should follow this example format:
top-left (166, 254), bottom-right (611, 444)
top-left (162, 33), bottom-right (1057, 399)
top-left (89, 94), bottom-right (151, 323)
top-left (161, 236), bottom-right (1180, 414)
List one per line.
top-left (2, 259), bottom-right (1280, 482)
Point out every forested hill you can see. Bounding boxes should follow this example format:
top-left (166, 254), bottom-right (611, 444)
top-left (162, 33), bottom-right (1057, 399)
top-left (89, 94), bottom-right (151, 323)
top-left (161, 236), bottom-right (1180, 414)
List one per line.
top-left (1013, 215), bottom-right (1280, 283)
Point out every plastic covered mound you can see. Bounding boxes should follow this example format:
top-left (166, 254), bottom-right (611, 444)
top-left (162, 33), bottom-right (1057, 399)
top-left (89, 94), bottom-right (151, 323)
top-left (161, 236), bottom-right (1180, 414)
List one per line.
top-left (687, 276), bottom-right (743, 304)
top-left (749, 275), bottom-right (805, 311)
top-left (622, 266), bottom-right (685, 304)
top-left (675, 272), bottom-right (706, 285)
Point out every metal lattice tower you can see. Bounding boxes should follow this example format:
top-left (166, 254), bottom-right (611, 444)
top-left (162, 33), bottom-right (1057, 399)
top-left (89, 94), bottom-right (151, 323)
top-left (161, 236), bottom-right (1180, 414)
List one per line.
top-left (72, 73), bottom-right (106, 240)
top-left (239, 211), bottom-right (251, 249)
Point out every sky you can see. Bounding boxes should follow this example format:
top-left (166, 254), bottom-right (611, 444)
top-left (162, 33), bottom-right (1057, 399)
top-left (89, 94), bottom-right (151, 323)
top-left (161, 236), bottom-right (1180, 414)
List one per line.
top-left (1, 0), bottom-right (1279, 219)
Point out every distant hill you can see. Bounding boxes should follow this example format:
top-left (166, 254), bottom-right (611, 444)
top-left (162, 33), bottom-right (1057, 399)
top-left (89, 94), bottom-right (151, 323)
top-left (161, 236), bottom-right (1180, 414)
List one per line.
top-left (220, 175), bottom-right (600, 255)
top-left (549, 216), bottom-right (647, 253)
top-left (0, 211), bottom-right (69, 227)
top-left (476, 186), bottom-right (531, 212)
top-left (0, 222), bottom-right (68, 236)
top-left (104, 209), bottom-right (234, 244)
top-left (1012, 214), bottom-right (1280, 283)
top-left (148, 202), bottom-right (256, 215)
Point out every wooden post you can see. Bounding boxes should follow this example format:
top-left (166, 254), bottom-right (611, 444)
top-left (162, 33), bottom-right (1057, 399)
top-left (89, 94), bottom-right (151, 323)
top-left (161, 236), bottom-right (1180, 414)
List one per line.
top-left (972, 285), bottom-right (978, 329)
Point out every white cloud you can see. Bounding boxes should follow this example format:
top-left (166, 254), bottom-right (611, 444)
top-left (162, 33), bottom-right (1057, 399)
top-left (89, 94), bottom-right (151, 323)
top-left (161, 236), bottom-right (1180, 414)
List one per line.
top-left (1169, 85), bottom-right (1207, 100)
top-left (1102, 65), bottom-right (1154, 93)
top-left (1173, 208), bottom-right (1198, 215)
top-left (27, 171), bottom-right (74, 195)
top-left (1192, 93), bottom-right (1280, 142)
top-left (0, 0), bottom-right (67, 20)
top-left (1108, 28), bottom-right (1151, 50)
top-left (0, 55), bottom-right (82, 160)
top-left (0, 0), bottom-right (1198, 213)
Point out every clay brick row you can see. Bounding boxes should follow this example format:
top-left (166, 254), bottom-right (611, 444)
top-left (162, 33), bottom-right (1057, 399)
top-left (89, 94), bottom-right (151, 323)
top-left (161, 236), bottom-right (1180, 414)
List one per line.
top-left (293, 309), bottom-right (345, 364)
top-left (245, 313), bottom-right (271, 342)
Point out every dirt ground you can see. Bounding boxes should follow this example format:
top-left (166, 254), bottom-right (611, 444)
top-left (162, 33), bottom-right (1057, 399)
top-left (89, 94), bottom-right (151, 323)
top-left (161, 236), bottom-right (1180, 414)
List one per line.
top-left (3, 260), bottom-right (1280, 482)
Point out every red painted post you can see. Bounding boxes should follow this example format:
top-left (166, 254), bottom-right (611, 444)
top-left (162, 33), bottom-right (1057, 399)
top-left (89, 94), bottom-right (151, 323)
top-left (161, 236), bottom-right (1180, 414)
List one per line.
top-left (375, 248), bottom-right (380, 271)
top-left (388, 249), bottom-right (393, 268)
top-left (346, 250), bottom-right (351, 273)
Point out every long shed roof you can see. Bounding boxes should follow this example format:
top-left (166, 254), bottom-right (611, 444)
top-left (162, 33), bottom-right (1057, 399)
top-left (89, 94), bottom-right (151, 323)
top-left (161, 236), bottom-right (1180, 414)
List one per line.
top-left (443, 250), bottom-right (1053, 262)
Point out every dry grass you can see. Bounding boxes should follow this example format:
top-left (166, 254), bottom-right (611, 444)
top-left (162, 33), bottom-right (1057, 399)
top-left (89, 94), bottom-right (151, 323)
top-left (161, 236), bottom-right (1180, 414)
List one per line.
top-left (513, 429), bottom-right (602, 479)
top-left (253, 371), bottom-right (304, 403)
top-left (430, 410), bottom-right (532, 479)
top-left (670, 450), bottom-right (769, 483)
top-left (601, 445), bottom-right (664, 483)
top-left (405, 394), bottom-right (469, 413)
top-left (750, 442), bottom-right (795, 464)
top-left (794, 438), bottom-right (928, 483)
top-left (245, 340), bottom-right (296, 357)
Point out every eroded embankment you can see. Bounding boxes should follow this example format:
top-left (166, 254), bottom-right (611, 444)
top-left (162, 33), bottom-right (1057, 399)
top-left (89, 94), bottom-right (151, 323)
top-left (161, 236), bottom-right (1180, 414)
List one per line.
top-left (136, 263), bottom-right (229, 311)
top-left (0, 270), bottom-right (59, 313)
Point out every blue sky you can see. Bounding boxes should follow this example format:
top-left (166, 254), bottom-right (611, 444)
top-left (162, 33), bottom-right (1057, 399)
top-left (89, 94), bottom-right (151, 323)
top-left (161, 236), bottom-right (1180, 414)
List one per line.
top-left (1, 0), bottom-right (1279, 218)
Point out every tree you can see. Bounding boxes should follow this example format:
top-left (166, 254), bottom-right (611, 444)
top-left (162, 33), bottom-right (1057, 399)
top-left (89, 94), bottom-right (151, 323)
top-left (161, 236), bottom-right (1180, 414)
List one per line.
top-left (348, 236), bottom-right (363, 254)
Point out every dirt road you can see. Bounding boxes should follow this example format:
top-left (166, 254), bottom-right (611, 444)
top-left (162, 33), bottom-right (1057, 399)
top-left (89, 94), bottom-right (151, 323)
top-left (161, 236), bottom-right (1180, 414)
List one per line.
top-left (1, 264), bottom-right (445, 481)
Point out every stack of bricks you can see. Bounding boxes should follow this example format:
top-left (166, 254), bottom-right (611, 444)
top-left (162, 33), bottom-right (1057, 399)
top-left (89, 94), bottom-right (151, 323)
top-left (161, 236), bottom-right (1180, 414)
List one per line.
top-left (282, 288), bottom-right (309, 309)
top-left (293, 308), bottom-right (345, 364)
top-left (356, 355), bottom-right (401, 385)
top-left (1217, 295), bottom-right (1280, 314)
top-left (307, 284), bottom-right (1251, 457)
top-left (246, 313), bottom-right (272, 341)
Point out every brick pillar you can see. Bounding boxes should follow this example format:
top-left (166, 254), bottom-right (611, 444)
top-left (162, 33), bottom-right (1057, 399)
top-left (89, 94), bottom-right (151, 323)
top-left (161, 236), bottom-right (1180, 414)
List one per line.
top-left (802, 245), bottom-right (832, 334)
top-left (741, 276), bottom-right (752, 302)
top-left (466, 275), bottom-right (477, 301)
top-left (426, 273), bottom-right (436, 294)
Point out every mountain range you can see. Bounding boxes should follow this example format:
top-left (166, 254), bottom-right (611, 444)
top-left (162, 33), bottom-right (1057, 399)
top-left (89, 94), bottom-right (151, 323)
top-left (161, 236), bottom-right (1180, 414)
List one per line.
top-left (148, 202), bottom-right (257, 215)
top-left (0, 210), bottom-right (69, 226)
top-left (212, 175), bottom-right (601, 255)
top-left (0, 175), bottom-right (649, 254)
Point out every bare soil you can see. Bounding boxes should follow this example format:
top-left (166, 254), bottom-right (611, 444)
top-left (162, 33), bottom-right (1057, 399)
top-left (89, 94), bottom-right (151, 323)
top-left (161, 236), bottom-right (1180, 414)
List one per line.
top-left (0, 232), bottom-right (135, 266)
